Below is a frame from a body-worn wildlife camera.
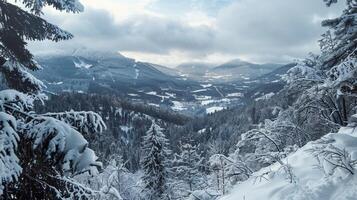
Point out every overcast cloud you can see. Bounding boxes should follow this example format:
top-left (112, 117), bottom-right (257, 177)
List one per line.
top-left (28, 0), bottom-right (344, 67)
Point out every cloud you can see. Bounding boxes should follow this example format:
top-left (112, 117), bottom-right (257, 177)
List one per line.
top-left (28, 0), bottom-right (345, 66)
top-left (212, 0), bottom-right (344, 63)
top-left (29, 8), bottom-right (215, 57)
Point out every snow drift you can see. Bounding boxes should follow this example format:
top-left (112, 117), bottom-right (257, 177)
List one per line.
top-left (221, 117), bottom-right (357, 200)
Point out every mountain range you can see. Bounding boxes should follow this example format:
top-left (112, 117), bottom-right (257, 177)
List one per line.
top-left (33, 49), bottom-right (295, 115)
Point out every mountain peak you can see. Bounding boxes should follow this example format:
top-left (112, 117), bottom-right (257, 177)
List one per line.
top-left (71, 48), bottom-right (125, 60)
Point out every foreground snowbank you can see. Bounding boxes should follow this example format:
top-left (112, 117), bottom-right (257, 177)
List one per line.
top-left (221, 123), bottom-right (357, 200)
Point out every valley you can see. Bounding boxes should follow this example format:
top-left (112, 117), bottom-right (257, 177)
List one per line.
top-left (35, 49), bottom-right (294, 117)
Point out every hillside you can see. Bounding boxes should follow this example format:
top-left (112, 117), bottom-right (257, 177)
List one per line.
top-left (222, 119), bottom-right (357, 200)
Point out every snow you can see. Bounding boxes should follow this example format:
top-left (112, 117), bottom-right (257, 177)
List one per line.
top-left (227, 92), bottom-right (244, 98)
top-left (120, 126), bottom-right (133, 133)
top-left (172, 101), bottom-right (187, 111)
top-left (188, 189), bottom-right (220, 200)
top-left (27, 117), bottom-right (101, 174)
top-left (165, 92), bottom-right (176, 98)
top-left (0, 112), bottom-right (21, 193)
top-left (194, 95), bottom-right (212, 101)
top-left (255, 92), bottom-right (275, 101)
top-left (135, 69), bottom-right (140, 79)
top-left (192, 89), bottom-right (208, 93)
top-left (221, 125), bottom-right (357, 200)
top-left (74, 59), bottom-right (93, 69)
top-left (48, 81), bottom-right (63, 85)
top-left (198, 128), bottom-right (206, 134)
top-left (201, 98), bottom-right (230, 106)
top-left (0, 89), bottom-right (34, 110)
top-left (201, 84), bottom-right (213, 88)
top-left (146, 91), bottom-right (157, 96)
top-left (3, 61), bottom-right (45, 91)
top-left (206, 106), bottom-right (225, 114)
top-left (145, 91), bottom-right (175, 102)
top-left (148, 103), bottom-right (160, 107)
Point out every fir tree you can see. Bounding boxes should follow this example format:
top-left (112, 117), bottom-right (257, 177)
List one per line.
top-left (0, 0), bottom-right (109, 199)
top-left (0, 0), bottom-right (82, 93)
top-left (141, 121), bottom-right (170, 199)
top-left (320, 0), bottom-right (356, 70)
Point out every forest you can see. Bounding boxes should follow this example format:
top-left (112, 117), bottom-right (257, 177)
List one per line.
top-left (0, 0), bottom-right (356, 200)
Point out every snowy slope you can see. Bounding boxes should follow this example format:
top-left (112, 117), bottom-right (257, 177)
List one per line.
top-left (221, 120), bottom-right (357, 200)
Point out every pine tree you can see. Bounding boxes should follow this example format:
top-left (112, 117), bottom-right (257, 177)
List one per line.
top-left (0, 0), bottom-right (82, 93)
top-left (319, 0), bottom-right (357, 95)
top-left (0, 0), bottom-right (110, 199)
top-left (320, 0), bottom-right (356, 70)
top-left (141, 121), bottom-right (170, 199)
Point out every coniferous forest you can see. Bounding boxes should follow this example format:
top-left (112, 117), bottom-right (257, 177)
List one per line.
top-left (0, 0), bottom-right (356, 199)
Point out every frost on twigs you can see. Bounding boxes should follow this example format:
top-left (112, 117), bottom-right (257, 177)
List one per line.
top-left (309, 133), bottom-right (357, 176)
top-left (309, 117), bottom-right (357, 176)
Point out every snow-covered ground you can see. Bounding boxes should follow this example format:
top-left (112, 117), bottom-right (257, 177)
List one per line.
top-left (206, 106), bottom-right (225, 114)
top-left (255, 92), bottom-right (275, 101)
top-left (221, 123), bottom-right (357, 200)
top-left (227, 92), bottom-right (244, 97)
top-left (172, 101), bottom-right (187, 111)
top-left (74, 59), bottom-right (93, 69)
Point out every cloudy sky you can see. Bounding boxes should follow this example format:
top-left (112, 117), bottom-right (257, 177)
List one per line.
top-left (28, 0), bottom-right (344, 67)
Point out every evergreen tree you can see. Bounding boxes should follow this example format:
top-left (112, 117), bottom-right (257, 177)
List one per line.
top-left (141, 121), bottom-right (170, 199)
top-left (0, 0), bottom-right (82, 93)
top-left (320, 0), bottom-right (356, 70)
top-left (0, 0), bottom-right (110, 199)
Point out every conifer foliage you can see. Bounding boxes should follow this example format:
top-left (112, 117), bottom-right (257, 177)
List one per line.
top-left (0, 0), bottom-right (81, 93)
top-left (141, 121), bottom-right (171, 199)
top-left (0, 0), bottom-right (107, 199)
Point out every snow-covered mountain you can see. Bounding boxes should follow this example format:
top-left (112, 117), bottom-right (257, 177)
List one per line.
top-left (175, 59), bottom-right (282, 82)
top-left (210, 59), bottom-right (282, 81)
top-left (34, 50), bottom-right (291, 116)
top-left (35, 50), bottom-right (198, 94)
top-left (176, 62), bottom-right (216, 80)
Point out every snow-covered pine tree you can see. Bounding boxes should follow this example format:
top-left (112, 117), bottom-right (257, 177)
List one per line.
top-left (320, 0), bottom-right (357, 100)
top-left (320, 0), bottom-right (356, 70)
top-left (0, 0), bottom-right (82, 93)
top-left (141, 121), bottom-right (171, 199)
top-left (283, 0), bottom-right (357, 126)
top-left (172, 142), bottom-right (204, 193)
top-left (0, 0), bottom-right (108, 199)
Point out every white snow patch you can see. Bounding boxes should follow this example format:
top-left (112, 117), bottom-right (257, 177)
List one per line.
top-left (74, 59), bottom-right (93, 69)
top-left (206, 106), bottom-right (225, 114)
top-left (120, 126), bottom-right (132, 133)
top-left (194, 95), bottom-right (212, 101)
top-left (227, 92), bottom-right (244, 97)
top-left (255, 92), bottom-right (275, 101)
top-left (198, 128), bottom-right (206, 134)
top-left (201, 84), bottom-right (212, 88)
top-left (201, 98), bottom-right (230, 106)
top-left (48, 81), bottom-right (63, 85)
top-left (192, 89), bottom-right (208, 93)
top-left (134, 69), bottom-right (140, 79)
top-left (146, 91), bottom-right (157, 96)
top-left (172, 101), bottom-right (187, 111)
